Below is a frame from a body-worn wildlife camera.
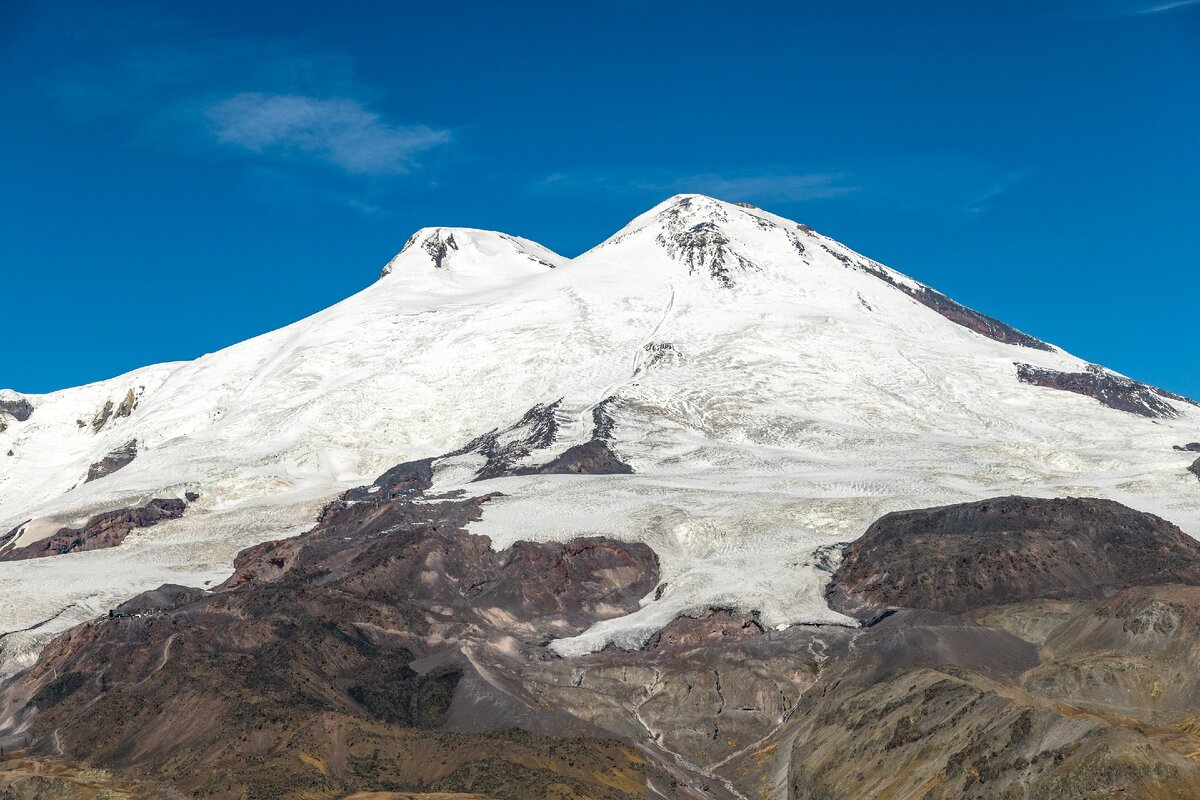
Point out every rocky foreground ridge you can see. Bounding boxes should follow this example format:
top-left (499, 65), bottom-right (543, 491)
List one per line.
top-left (5, 452), bottom-right (1200, 799)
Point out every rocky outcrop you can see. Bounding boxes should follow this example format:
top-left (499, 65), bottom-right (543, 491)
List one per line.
top-left (1016, 362), bottom-right (1192, 418)
top-left (422, 228), bottom-right (459, 268)
top-left (0, 498), bottom-right (186, 561)
top-left (642, 607), bottom-right (764, 652)
top-left (827, 496), bottom-right (1200, 615)
top-left (641, 341), bottom-right (684, 370)
top-left (0, 458), bottom-right (659, 800)
top-left (658, 221), bottom-right (758, 288)
top-left (654, 197), bottom-right (759, 288)
top-left (13, 485), bottom-right (1200, 798)
top-left (0, 398), bottom-right (34, 422)
top-left (590, 396), bottom-right (621, 440)
top-left (1191, 457), bottom-right (1200, 481)
top-left (83, 439), bottom-right (138, 483)
top-left (88, 388), bottom-right (138, 433)
top-left (339, 456), bottom-right (434, 502)
top-left (1175, 442), bottom-right (1200, 452)
top-left (512, 439), bottom-right (633, 476)
top-left (452, 400), bottom-right (561, 480)
top-left (110, 584), bottom-right (206, 617)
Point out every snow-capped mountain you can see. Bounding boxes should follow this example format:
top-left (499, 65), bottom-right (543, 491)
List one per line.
top-left (1, 194), bottom-right (1196, 672)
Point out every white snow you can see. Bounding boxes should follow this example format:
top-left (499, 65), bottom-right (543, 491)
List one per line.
top-left (1, 194), bottom-right (1197, 665)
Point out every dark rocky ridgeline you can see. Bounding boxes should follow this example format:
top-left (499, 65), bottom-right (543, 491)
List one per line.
top-left (511, 439), bottom-right (633, 476)
top-left (110, 584), bottom-right (206, 617)
top-left (823, 243), bottom-right (1054, 351)
top-left (1175, 442), bottom-right (1200, 452)
top-left (0, 498), bottom-right (186, 561)
top-left (0, 459), bottom-right (662, 800)
top-left (449, 400), bottom-right (562, 480)
top-left (827, 496), bottom-right (1200, 616)
top-left (904, 284), bottom-right (1053, 350)
top-left (0, 397), bottom-right (34, 424)
top-left (338, 456), bottom-right (434, 503)
top-left (83, 438), bottom-right (138, 483)
top-left (1016, 362), bottom-right (1193, 418)
top-left (590, 395), bottom-right (621, 440)
top-left (446, 400), bottom-right (635, 480)
top-left (10, 486), bottom-right (1200, 798)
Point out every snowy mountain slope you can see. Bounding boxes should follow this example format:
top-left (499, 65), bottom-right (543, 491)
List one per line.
top-left (1, 194), bottom-right (1196, 670)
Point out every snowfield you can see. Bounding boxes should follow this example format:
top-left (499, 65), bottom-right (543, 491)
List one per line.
top-left (1, 194), bottom-right (1197, 672)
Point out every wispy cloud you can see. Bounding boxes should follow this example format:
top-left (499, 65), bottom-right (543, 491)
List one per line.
top-left (963, 167), bottom-right (1036, 215)
top-left (1134, 0), bottom-right (1200, 12)
top-left (536, 158), bottom-right (1031, 220)
top-left (207, 93), bottom-right (450, 175)
top-left (38, 9), bottom-right (450, 209)
top-left (655, 173), bottom-right (857, 203)
top-left (1053, 0), bottom-right (1200, 16)
top-left (536, 170), bottom-right (858, 204)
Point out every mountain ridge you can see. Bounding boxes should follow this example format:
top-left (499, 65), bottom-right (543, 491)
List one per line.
top-left (0, 193), bottom-right (1196, 677)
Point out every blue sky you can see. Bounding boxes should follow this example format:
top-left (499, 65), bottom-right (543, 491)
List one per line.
top-left (2, 0), bottom-right (1197, 396)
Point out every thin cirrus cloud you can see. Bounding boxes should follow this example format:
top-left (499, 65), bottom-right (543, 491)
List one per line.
top-left (537, 158), bottom-right (1032, 218)
top-left (656, 173), bottom-right (858, 203)
top-left (538, 170), bottom-right (858, 203)
top-left (206, 93), bottom-right (451, 176)
top-left (1135, 0), bottom-right (1200, 11)
top-left (1054, 0), bottom-right (1200, 16)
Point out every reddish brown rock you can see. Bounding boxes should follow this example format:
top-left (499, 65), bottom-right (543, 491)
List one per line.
top-left (1016, 362), bottom-right (1192, 418)
top-left (0, 498), bottom-right (186, 561)
top-left (642, 608), bottom-right (764, 652)
top-left (827, 496), bottom-right (1200, 615)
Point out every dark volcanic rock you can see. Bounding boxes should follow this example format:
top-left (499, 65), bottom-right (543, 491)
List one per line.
top-left (453, 400), bottom-right (561, 480)
top-left (83, 439), bottom-right (138, 483)
top-left (653, 196), bottom-right (759, 288)
top-left (1191, 457), bottom-right (1200, 481)
top-left (904, 285), bottom-right (1052, 350)
top-left (0, 498), bottom-right (186, 561)
top-left (422, 228), bottom-right (459, 269)
top-left (1016, 362), bottom-right (1191, 418)
top-left (590, 396), bottom-right (621, 440)
top-left (1175, 442), bottom-right (1200, 452)
top-left (513, 439), bottom-right (633, 476)
top-left (111, 584), bottom-right (206, 617)
top-left (658, 221), bottom-right (758, 288)
top-left (0, 457), bottom-right (659, 799)
top-left (838, 249), bottom-right (1053, 351)
top-left (450, 402), bottom-right (632, 480)
top-left (0, 398), bottom-right (34, 422)
top-left (340, 456), bottom-right (434, 502)
top-left (828, 496), bottom-right (1200, 615)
